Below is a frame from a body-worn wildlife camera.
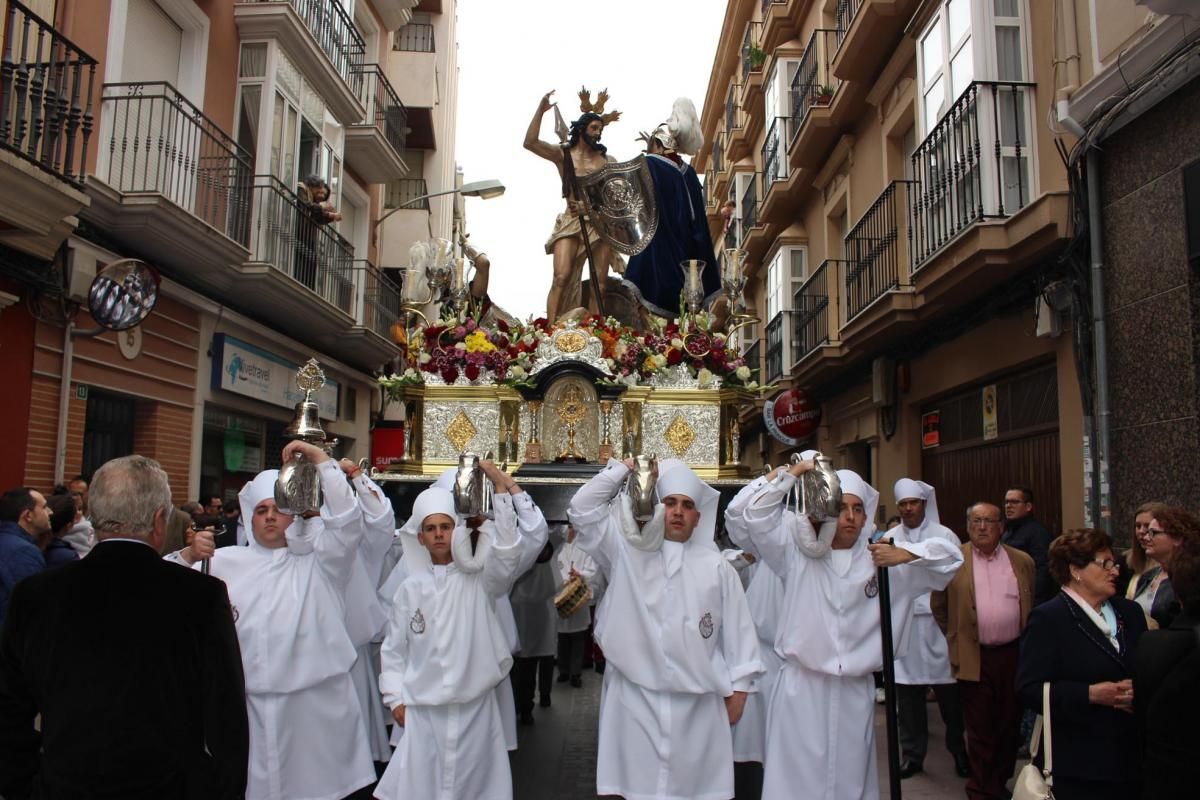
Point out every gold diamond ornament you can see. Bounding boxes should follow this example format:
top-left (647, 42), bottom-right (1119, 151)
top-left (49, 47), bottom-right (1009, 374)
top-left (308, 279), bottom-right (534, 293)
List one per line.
top-left (445, 411), bottom-right (478, 452)
top-left (555, 330), bottom-right (587, 353)
top-left (664, 414), bottom-right (695, 456)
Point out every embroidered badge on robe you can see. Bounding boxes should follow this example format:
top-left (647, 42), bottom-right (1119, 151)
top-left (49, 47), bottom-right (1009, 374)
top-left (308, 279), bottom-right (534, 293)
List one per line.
top-left (699, 612), bottom-right (714, 639)
top-left (410, 608), bottom-right (426, 634)
top-left (864, 576), bottom-right (879, 598)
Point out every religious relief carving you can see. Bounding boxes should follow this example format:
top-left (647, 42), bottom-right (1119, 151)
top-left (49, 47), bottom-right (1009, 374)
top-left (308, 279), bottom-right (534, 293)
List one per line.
top-left (446, 411), bottom-right (478, 452)
top-left (664, 414), bottom-right (696, 456)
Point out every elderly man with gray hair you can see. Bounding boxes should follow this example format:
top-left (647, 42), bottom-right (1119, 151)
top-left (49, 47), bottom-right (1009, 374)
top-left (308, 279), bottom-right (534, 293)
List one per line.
top-left (0, 455), bottom-right (249, 799)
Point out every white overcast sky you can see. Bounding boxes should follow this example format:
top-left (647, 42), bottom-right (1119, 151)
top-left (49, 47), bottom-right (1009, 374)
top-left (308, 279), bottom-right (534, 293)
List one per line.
top-left (454, 0), bottom-right (728, 321)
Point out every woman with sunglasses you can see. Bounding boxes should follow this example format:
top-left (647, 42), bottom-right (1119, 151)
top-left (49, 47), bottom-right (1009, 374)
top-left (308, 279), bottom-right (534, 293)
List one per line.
top-left (1130, 507), bottom-right (1190, 629)
top-left (1015, 529), bottom-right (1148, 800)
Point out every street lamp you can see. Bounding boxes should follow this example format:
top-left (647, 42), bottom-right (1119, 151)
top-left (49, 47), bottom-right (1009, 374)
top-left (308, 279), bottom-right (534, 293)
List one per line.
top-left (373, 178), bottom-right (505, 230)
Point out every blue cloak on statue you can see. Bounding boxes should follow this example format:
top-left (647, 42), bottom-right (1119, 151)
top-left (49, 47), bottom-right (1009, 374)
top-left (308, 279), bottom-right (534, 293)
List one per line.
top-left (621, 154), bottom-right (720, 318)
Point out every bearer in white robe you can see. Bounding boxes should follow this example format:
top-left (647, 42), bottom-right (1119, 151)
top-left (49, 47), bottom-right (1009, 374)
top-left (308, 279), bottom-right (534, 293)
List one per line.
top-left (373, 486), bottom-right (523, 800)
top-left (890, 478), bottom-right (967, 777)
top-left (723, 470), bottom-right (785, 768)
top-left (556, 524), bottom-right (600, 686)
top-left (508, 528), bottom-right (564, 722)
top-left (172, 441), bottom-right (375, 800)
top-left (568, 458), bottom-right (763, 800)
top-left (340, 460), bottom-right (399, 764)
top-left (742, 462), bottom-right (962, 800)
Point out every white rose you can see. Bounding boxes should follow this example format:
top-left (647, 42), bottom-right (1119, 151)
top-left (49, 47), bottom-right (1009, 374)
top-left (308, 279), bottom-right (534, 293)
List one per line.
top-left (653, 353), bottom-right (668, 368)
top-left (418, 352), bottom-right (432, 364)
top-left (522, 334), bottom-right (535, 346)
top-left (454, 342), bottom-right (467, 351)
top-left (697, 368), bottom-right (714, 387)
top-left (509, 365), bottom-right (525, 378)
top-left (735, 365), bottom-right (751, 380)
top-left (671, 337), bottom-right (685, 349)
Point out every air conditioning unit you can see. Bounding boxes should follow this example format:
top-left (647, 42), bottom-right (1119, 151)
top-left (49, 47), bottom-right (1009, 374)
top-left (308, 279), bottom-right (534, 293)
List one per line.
top-left (871, 357), bottom-right (894, 407)
top-left (1035, 281), bottom-right (1069, 338)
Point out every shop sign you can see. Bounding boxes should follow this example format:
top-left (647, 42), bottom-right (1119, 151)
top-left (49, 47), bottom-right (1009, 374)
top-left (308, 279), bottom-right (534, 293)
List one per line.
top-left (921, 410), bottom-right (941, 449)
top-left (982, 384), bottom-right (998, 441)
top-left (211, 334), bottom-right (339, 416)
top-left (763, 388), bottom-right (821, 446)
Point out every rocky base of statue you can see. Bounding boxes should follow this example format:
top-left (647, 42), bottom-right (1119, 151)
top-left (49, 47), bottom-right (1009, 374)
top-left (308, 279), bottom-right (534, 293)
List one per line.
top-left (576, 276), bottom-right (641, 329)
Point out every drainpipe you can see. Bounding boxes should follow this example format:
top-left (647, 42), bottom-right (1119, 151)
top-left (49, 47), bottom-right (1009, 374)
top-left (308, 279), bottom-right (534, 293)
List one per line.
top-left (54, 320), bottom-right (75, 486)
top-left (1086, 147), bottom-right (1113, 537)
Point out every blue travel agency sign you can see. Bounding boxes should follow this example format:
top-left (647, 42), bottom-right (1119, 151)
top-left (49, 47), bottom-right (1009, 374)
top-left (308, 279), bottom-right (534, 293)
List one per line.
top-left (211, 334), bottom-right (340, 417)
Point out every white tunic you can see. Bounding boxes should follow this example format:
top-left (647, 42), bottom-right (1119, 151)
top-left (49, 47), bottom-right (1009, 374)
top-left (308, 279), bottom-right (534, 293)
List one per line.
top-left (509, 554), bottom-right (561, 658)
top-left (723, 475), bottom-right (783, 764)
top-left (190, 461), bottom-right (375, 800)
top-left (569, 461), bottom-right (764, 800)
top-left (374, 521), bottom-right (524, 800)
top-left (743, 473), bottom-right (962, 800)
top-left (889, 518), bottom-right (963, 685)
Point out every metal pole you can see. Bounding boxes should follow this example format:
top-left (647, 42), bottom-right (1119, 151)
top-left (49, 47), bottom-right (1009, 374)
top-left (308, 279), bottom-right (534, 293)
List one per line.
top-left (1086, 147), bottom-right (1113, 537)
top-left (877, 548), bottom-right (902, 800)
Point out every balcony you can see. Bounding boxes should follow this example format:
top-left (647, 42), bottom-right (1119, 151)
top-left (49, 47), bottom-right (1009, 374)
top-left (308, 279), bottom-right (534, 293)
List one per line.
top-left (380, 177), bottom-right (431, 259)
top-left (741, 21), bottom-right (764, 83)
top-left (85, 82), bottom-right (252, 278)
top-left (831, 0), bottom-right (920, 82)
top-left (395, 21), bottom-right (434, 52)
top-left (0, 0), bottom-right (95, 259)
top-left (346, 259), bottom-right (401, 365)
top-left (725, 82), bottom-right (751, 162)
top-left (234, 174), bottom-right (398, 368)
top-left (843, 180), bottom-right (913, 323)
top-left (758, 115), bottom-right (792, 222)
top-left (787, 28), bottom-right (847, 170)
top-left (909, 81), bottom-right (1036, 268)
top-left (389, 21), bottom-right (437, 110)
top-left (760, 0), bottom-right (798, 53)
top-left (739, 173), bottom-right (758, 238)
top-left (234, 0), bottom-right (366, 125)
top-left (710, 132), bottom-right (729, 200)
top-left (765, 310), bottom-right (795, 383)
top-left (794, 259), bottom-right (846, 364)
top-left (345, 65), bottom-right (408, 182)
top-left (744, 338), bottom-right (762, 383)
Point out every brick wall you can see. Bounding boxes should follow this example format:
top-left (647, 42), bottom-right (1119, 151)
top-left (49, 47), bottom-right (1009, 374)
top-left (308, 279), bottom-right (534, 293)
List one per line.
top-left (131, 400), bottom-right (193, 503)
top-left (23, 375), bottom-right (85, 493)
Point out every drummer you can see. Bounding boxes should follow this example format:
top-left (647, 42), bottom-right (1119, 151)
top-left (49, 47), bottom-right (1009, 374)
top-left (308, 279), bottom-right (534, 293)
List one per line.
top-left (556, 524), bottom-right (602, 688)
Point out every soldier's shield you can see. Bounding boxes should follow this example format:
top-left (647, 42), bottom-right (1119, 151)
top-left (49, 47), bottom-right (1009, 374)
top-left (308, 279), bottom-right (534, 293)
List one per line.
top-left (576, 155), bottom-right (659, 256)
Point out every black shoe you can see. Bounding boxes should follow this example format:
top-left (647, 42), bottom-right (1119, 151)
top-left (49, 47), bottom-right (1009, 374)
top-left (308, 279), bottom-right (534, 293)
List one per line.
top-left (556, 673), bottom-right (570, 683)
top-left (539, 695), bottom-right (551, 708)
top-left (570, 676), bottom-right (582, 688)
top-left (953, 752), bottom-right (970, 779)
top-left (519, 711), bottom-right (535, 725)
top-left (899, 760), bottom-right (923, 779)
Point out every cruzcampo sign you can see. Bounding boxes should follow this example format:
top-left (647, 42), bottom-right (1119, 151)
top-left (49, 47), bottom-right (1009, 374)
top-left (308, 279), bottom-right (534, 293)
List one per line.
top-left (763, 387), bottom-right (821, 446)
top-left (211, 333), bottom-right (339, 417)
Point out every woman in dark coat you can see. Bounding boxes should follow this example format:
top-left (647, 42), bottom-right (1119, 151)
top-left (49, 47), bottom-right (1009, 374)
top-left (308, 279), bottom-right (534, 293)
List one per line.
top-left (42, 494), bottom-right (81, 568)
top-left (1016, 528), bottom-right (1148, 800)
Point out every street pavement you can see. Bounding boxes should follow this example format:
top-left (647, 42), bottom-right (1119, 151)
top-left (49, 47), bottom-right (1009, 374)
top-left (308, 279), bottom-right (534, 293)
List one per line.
top-left (509, 667), bottom-right (1018, 799)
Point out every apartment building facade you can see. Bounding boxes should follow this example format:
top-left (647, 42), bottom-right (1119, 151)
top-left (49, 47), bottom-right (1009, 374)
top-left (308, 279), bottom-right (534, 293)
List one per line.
top-left (0, 0), bottom-right (460, 505)
top-left (697, 0), bottom-right (1089, 533)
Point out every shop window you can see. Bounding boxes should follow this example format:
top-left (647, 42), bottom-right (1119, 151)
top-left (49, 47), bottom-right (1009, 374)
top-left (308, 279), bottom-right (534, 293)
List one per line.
top-left (81, 391), bottom-right (136, 479)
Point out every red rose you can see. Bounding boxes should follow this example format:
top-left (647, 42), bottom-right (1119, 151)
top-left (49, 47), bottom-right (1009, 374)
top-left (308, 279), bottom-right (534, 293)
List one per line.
top-left (440, 366), bottom-right (459, 383)
top-left (464, 364), bottom-right (481, 381)
top-left (666, 349), bottom-right (683, 366)
top-left (497, 319), bottom-right (510, 332)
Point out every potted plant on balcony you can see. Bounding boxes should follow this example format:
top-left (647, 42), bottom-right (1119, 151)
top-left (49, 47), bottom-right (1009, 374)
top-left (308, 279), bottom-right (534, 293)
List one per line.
top-left (812, 84), bottom-right (835, 106)
top-left (748, 45), bottom-right (767, 71)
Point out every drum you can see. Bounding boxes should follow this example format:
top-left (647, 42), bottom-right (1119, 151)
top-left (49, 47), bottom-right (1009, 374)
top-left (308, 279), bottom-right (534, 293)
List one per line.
top-left (554, 574), bottom-right (592, 618)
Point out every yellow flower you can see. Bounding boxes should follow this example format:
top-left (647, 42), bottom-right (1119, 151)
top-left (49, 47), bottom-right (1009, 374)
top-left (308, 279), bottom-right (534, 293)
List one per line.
top-left (464, 331), bottom-right (496, 354)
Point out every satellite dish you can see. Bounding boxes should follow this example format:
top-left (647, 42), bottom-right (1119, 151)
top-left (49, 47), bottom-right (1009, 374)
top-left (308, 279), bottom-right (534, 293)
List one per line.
top-left (87, 259), bottom-right (159, 331)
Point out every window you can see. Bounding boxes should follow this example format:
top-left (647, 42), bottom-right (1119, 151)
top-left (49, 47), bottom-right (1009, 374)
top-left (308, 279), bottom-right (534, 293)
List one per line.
top-left (766, 247), bottom-right (806, 319)
top-left (763, 60), bottom-right (798, 183)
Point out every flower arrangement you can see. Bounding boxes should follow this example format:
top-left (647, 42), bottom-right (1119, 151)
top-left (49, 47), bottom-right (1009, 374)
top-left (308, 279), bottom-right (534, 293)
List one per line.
top-left (379, 310), bottom-right (762, 399)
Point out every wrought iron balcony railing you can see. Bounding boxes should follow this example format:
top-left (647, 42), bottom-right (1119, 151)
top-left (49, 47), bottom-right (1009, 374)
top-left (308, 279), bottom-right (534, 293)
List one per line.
top-left (844, 180), bottom-right (912, 322)
top-left (725, 82), bottom-right (742, 137)
top-left (394, 21), bottom-right (434, 53)
top-left (266, 0), bottom-right (365, 94)
top-left (704, 166), bottom-right (717, 208)
top-left (744, 338), bottom-right (761, 377)
top-left (766, 310), bottom-right (794, 383)
top-left (354, 64), bottom-right (406, 153)
top-left (788, 28), bottom-right (840, 148)
top-left (99, 82), bottom-right (252, 245)
top-left (712, 131), bottom-right (724, 175)
top-left (794, 259), bottom-right (846, 361)
top-left (0, 0), bottom-right (96, 187)
top-left (741, 21), bottom-right (763, 82)
top-left (761, 116), bottom-right (788, 199)
top-left (834, 0), bottom-right (864, 50)
top-left (247, 174), bottom-right (356, 312)
top-left (385, 177), bottom-right (429, 210)
top-left (354, 259), bottom-right (401, 339)
top-left (740, 173), bottom-right (758, 233)
top-left (909, 81), bottom-right (1036, 267)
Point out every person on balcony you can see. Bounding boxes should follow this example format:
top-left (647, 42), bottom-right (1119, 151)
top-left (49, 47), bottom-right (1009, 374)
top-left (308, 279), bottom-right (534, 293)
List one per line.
top-left (294, 176), bottom-right (341, 292)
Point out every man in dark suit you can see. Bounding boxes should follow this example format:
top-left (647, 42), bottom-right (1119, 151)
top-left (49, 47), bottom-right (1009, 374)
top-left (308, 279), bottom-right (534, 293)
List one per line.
top-left (933, 501), bottom-right (1036, 800)
top-left (1002, 485), bottom-right (1055, 605)
top-left (0, 455), bottom-right (248, 799)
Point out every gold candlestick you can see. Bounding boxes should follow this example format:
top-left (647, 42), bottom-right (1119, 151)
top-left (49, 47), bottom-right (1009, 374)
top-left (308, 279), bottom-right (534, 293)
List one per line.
top-left (524, 401), bottom-right (543, 463)
top-left (598, 400), bottom-right (614, 461)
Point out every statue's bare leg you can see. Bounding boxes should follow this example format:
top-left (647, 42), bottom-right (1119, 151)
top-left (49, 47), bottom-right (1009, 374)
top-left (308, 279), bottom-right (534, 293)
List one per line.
top-left (548, 237), bottom-right (580, 321)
